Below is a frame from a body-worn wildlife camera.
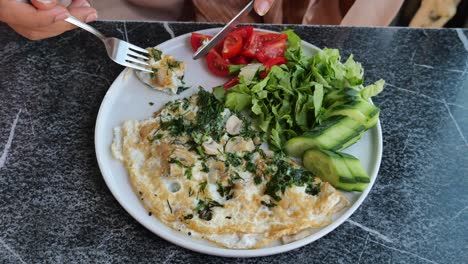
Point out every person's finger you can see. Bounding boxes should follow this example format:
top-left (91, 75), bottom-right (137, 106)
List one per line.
top-left (30, 0), bottom-right (57, 10)
top-left (8, 23), bottom-right (63, 40)
top-left (1, 1), bottom-right (69, 27)
top-left (8, 5), bottom-right (97, 40)
top-left (68, 0), bottom-right (90, 8)
top-left (52, 6), bottom-right (97, 31)
top-left (254, 0), bottom-right (274, 16)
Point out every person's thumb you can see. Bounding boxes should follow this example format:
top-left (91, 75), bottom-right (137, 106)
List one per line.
top-left (3, 1), bottom-right (69, 28)
top-left (30, 0), bottom-right (58, 10)
top-left (254, 0), bottom-right (274, 16)
top-left (55, 6), bottom-right (97, 31)
top-left (70, 6), bottom-right (97, 23)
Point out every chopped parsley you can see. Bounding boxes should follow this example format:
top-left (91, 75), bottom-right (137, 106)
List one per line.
top-left (225, 153), bottom-right (242, 167)
top-left (306, 182), bottom-right (321, 196)
top-left (216, 181), bottom-right (234, 200)
top-left (243, 151), bottom-right (254, 161)
top-left (166, 200), bottom-right (173, 214)
top-left (148, 132), bottom-right (163, 142)
top-left (193, 88), bottom-right (225, 141)
top-left (196, 146), bottom-right (205, 158)
top-left (166, 60), bottom-right (180, 71)
top-left (177, 86), bottom-right (190, 95)
top-left (177, 77), bottom-right (190, 94)
top-left (239, 123), bottom-right (258, 139)
top-left (149, 48), bottom-right (162, 61)
top-left (195, 199), bottom-right (223, 221)
top-left (201, 162), bottom-right (209, 173)
top-left (161, 117), bottom-right (189, 137)
top-left (168, 158), bottom-right (184, 167)
top-left (184, 166), bottom-right (193, 180)
top-left (246, 162), bottom-right (256, 173)
top-left (264, 157), bottom-right (320, 202)
top-left (183, 214), bottom-right (193, 220)
top-left (198, 181), bottom-right (208, 194)
top-left (230, 172), bottom-right (244, 182)
top-left (254, 176), bottom-right (262, 185)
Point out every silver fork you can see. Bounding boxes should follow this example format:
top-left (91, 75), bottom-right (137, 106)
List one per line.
top-left (65, 16), bottom-right (152, 73)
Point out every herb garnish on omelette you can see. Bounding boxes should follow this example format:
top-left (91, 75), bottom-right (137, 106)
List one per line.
top-left (112, 89), bottom-right (349, 249)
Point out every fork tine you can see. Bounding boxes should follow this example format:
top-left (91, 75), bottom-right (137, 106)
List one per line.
top-left (126, 56), bottom-right (150, 66)
top-left (128, 44), bottom-right (149, 54)
top-left (121, 61), bottom-right (153, 73)
top-left (128, 50), bottom-right (149, 60)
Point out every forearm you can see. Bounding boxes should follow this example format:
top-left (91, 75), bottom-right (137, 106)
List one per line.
top-left (126, 0), bottom-right (185, 10)
top-left (341, 0), bottom-right (405, 26)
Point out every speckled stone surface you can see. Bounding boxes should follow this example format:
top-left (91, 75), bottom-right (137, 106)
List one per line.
top-left (0, 21), bottom-right (467, 264)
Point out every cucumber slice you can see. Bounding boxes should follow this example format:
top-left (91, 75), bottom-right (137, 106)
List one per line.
top-left (285, 116), bottom-right (365, 157)
top-left (326, 98), bottom-right (359, 112)
top-left (303, 148), bottom-right (369, 192)
top-left (366, 108), bottom-right (380, 128)
top-left (333, 181), bottom-right (368, 192)
top-left (325, 99), bottom-right (379, 125)
top-left (303, 148), bottom-right (356, 186)
top-left (332, 127), bottom-right (366, 151)
top-left (335, 130), bottom-right (365, 151)
top-left (324, 88), bottom-right (361, 106)
top-left (335, 108), bottom-right (380, 151)
top-left (339, 152), bottom-right (370, 183)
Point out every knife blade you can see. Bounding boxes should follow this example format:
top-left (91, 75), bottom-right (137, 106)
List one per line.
top-left (192, 0), bottom-right (254, 60)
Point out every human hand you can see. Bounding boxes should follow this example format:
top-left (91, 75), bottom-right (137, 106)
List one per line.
top-left (254, 0), bottom-right (274, 16)
top-left (0, 0), bottom-right (97, 40)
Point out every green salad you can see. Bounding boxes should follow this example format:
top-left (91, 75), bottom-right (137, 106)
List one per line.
top-left (214, 30), bottom-right (385, 192)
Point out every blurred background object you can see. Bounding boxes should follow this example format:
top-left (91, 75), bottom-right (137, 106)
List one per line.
top-left (398, 0), bottom-right (467, 27)
top-left (90, 0), bottom-right (467, 28)
top-left (88, 0), bottom-right (192, 21)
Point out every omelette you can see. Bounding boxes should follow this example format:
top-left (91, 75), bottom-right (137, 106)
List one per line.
top-left (135, 48), bottom-right (187, 95)
top-left (112, 89), bottom-right (349, 249)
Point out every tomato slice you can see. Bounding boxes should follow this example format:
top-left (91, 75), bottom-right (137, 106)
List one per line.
top-left (258, 33), bottom-right (287, 44)
top-left (259, 70), bottom-right (268, 80)
top-left (242, 31), bottom-right (287, 58)
top-left (230, 26), bottom-right (254, 41)
top-left (242, 31), bottom-right (267, 58)
top-left (206, 50), bottom-right (231, 77)
top-left (256, 39), bottom-right (287, 63)
top-left (264, 57), bottom-right (287, 68)
top-left (229, 55), bottom-right (250, 65)
top-left (190, 33), bottom-right (212, 52)
top-left (222, 33), bottom-right (243, 59)
top-left (223, 76), bottom-right (240, 89)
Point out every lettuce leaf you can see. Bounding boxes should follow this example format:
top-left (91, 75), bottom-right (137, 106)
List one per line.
top-left (313, 83), bottom-right (324, 118)
top-left (225, 93), bottom-right (251, 111)
top-left (283, 29), bottom-right (301, 51)
top-left (361, 79), bottom-right (385, 100)
top-left (283, 29), bottom-right (302, 64)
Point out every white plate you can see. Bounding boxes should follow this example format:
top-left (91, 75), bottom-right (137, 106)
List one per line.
top-left (95, 28), bottom-right (383, 257)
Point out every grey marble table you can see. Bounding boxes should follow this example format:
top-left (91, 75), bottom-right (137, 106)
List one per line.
top-left (0, 21), bottom-right (467, 264)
